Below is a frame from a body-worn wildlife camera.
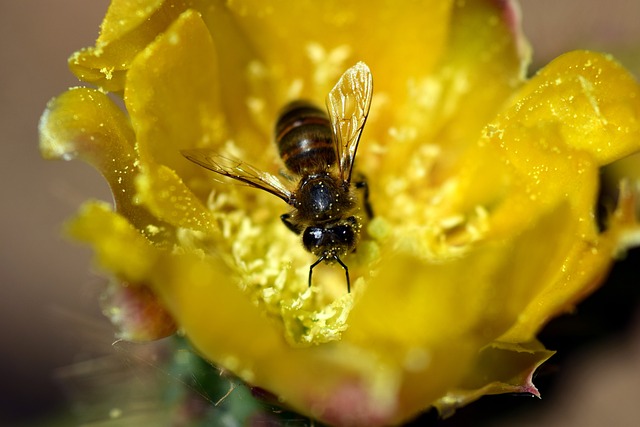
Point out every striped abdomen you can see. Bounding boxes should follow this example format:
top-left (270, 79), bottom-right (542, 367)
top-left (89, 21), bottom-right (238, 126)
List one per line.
top-left (275, 101), bottom-right (336, 175)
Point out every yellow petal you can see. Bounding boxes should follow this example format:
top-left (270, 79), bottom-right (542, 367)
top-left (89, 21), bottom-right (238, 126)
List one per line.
top-left (457, 51), bottom-right (640, 343)
top-left (459, 53), bottom-right (640, 239)
top-left (125, 9), bottom-right (227, 177)
top-left (500, 183), bottom-right (640, 343)
top-left (68, 202), bottom-right (399, 425)
top-left (371, 0), bottom-right (531, 230)
top-left (135, 164), bottom-right (218, 235)
top-left (226, 0), bottom-right (452, 106)
top-left (98, 0), bottom-right (165, 44)
top-left (195, 2), bottom-right (268, 138)
top-left (39, 88), bottom-right (153, 227)
top-left (344, 200), bottom-right (579, 421)
top-left (152, 254), bottom-right (404, 425)
top-left (383, 0), bottom-right (530, 180)
top-left (69, 0), bottom-right (189, 92)
top-left (67, 201), bottom-right (158, 283)
top-left (500, 51), bottom-right (640, 166)
top-left (447, 52), bottom-right (640, 240)
top-left (429, 0), bottom-right (530, 138)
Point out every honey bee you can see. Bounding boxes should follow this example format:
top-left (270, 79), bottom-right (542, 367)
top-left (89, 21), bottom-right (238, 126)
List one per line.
top-left (182, 62), bottom-right (373, 292)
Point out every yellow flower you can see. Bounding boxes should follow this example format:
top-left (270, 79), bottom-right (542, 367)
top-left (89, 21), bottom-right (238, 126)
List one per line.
top-left (40, 0), bottom-right (640, 425)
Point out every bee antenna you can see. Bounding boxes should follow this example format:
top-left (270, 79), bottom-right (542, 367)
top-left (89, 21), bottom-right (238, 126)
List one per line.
top-left (334, 255), bottom-right (351, 293)
top-left (308, 254), bottom-right (351, 293)
top-left (308, 255), bottom-right (325, 289)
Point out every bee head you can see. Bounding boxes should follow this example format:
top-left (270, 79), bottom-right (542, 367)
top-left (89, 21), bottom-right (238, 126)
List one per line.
top-left (302, 216), bottom-right (359, 258)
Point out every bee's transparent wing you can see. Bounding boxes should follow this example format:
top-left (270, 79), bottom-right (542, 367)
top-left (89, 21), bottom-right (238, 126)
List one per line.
top-left (326, 62), bottom-right (373, 184)
top-left (182, 149), bottom-right (292, 204)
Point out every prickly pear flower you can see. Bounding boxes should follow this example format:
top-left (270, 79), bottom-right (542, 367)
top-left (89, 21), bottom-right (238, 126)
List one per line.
top-left (40, 0), bottom-right (640, 425)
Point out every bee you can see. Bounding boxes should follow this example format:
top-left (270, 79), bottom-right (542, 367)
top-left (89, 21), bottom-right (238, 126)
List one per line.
top-left (182, 62), bottom-right (373, 293)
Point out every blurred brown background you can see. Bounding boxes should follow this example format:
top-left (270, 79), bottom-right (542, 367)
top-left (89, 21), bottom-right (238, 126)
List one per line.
top-left (1, 0), bottom-right (639, 425)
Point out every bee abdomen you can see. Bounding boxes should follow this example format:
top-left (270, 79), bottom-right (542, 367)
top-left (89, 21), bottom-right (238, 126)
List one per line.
top-left (275, 101), bottom-right (336, 175)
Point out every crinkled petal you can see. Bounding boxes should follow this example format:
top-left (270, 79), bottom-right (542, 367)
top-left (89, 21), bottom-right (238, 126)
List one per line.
top-left (434, 340), bottom-right (555, 417)
top-left (447, 52), bottom-right (640, 235)
top-left (460, 51), bottom-right (640, 342)
top-left (454, 57), bottom-right (636, 238)
top-left (451, 53), bottom-right (640, 237)
top-left (505, 51), bottom-right (640, 166)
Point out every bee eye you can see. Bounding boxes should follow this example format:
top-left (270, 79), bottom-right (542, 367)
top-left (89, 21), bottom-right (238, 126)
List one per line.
top-left (302, 227), bottom-right (324, 251)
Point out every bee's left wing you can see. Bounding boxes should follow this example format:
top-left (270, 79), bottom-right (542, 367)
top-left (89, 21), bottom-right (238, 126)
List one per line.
top-left (181, 149), bottom-right (293, 204)
top-left (326, 62), bottom-right (373, 184)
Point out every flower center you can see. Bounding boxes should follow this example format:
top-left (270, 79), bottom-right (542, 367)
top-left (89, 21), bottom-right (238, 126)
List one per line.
top-left (179, 174), bottom-right (379, 346)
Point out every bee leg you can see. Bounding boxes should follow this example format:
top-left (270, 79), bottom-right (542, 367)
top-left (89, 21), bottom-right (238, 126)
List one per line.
top-left (334, 255), bottom-right (351, 293)
top-left (281, 213), bottom-right (303, 234)
top-left (308, 255), bottom-right (326, 288)
top-left (355, 179), bottom-right (374, 219)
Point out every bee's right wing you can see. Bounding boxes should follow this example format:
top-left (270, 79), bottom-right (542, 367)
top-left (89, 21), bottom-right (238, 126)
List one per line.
top-left (326, 61), bottom-right (373, 184)
top-left (181, 149), bottom-right (293, 204)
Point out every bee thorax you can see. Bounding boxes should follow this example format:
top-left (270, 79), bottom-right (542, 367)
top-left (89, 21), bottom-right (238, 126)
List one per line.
top-left (295, 174), bottom-right (352, 222)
